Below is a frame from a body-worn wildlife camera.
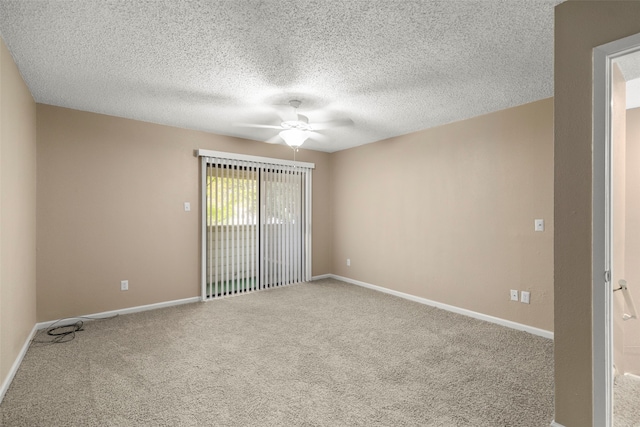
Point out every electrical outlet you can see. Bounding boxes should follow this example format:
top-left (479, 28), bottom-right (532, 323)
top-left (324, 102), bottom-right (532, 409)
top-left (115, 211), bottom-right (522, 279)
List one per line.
top-left (521, 291), bottom-right (530, 304)
top-left (121, 280), bottom-right (129, 291)
top-left (347, 259), bottom-right (351, 267)
top-left (510, 290), bottom-right (519, 301)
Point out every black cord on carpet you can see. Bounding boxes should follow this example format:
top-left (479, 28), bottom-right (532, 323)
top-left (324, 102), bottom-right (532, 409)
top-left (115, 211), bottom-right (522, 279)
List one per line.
top-left (32, 315), bottom-right (119, 345)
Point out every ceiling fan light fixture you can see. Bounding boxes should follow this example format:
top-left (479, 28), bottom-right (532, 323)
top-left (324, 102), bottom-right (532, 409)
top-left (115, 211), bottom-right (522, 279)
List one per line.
top-left (280, 129), bottom-right (309, 148)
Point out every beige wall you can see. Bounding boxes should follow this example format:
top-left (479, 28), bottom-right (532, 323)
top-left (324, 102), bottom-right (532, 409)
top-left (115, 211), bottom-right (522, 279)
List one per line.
top-left (554, 2), bottom-right (640, 425)
top-left (0, 38), bottom-right (37, 391)
top-left (625, 107), bottom-right (640, 375)
top-left (331, 98), bottom-right (554, 331)
top-left (36, 105), bottom-right (332, 322)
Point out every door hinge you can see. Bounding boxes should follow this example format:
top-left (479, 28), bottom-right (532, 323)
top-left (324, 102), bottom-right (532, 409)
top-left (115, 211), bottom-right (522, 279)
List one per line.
top-left (604, 270), bottom-right (611, 282)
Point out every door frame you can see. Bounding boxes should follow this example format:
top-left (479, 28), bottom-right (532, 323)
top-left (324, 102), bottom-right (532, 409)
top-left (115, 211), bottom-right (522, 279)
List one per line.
top-left (593, 32), bottom-right (640, 427)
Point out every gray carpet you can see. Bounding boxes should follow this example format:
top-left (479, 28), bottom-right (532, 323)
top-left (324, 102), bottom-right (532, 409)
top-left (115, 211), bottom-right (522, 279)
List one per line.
top-left (0, 279), bottom-right (554, 426)
top-left (615, 374), bottom-right (640, 427)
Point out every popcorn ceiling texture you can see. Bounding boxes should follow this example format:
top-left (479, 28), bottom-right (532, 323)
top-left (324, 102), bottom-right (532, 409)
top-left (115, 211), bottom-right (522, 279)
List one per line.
top-left (616, 52), bottom-right (640, 110)
top-left (617, 53), bottom-right (640, 81)
top-left (0, 0), bottom-right (561, 152)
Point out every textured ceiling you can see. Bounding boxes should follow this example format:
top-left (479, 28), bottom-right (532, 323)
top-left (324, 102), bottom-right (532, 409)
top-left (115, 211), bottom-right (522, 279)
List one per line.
top-left (0, 0), bottom-right (562, 153)
top-left (616, 51), bottom-right (640, 110)
top-left (617, 51), bottom-right (640, 82)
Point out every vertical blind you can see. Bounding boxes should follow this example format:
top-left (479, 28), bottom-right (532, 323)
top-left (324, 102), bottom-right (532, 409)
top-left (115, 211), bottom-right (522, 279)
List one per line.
top-left (199, 150), bottom-right (313, 300)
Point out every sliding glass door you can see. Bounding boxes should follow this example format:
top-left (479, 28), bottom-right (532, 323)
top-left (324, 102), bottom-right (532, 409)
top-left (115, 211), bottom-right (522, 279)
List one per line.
top-left (205, 160), bottom-right (258, 297)
top-left (200, 150), bottom-right (313, 300)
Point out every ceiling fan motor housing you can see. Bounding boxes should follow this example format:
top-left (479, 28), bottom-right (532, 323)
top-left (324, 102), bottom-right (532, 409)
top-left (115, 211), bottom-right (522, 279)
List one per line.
top-left (281, 114), bottom-right (311, 130)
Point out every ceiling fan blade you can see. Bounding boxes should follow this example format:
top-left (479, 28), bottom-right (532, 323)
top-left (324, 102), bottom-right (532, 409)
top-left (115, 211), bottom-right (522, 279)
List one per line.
top-left (309, 118), bottom-right (354, 130)
top-left (265, 134), bottom-right (282, 144)
top-left (307, 132), bottom-right (330, 143)
top-left (234, 123), bottom-right (283, 130)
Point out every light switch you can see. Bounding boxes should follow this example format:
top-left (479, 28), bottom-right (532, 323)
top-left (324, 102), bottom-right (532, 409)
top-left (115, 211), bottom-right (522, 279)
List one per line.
top-left (184, 202), bottom-right (191, 212)
top-left (534, 219), bottom-right (544, 232)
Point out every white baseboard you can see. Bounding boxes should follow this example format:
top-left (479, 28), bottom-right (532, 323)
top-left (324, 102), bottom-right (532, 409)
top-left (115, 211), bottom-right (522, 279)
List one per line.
top-left (1, 296), bottom-right (200, 405)
top-left (624, 372), bottom-right (640, 380)
top-left (2, 279), bottom-right (554, 405)
top-left (35, 296), bottom-right (201, 330)
top-left (330, 274), bottom-right (554, 340)
top-left (550, 421), bottom-right (566, 427)
top-left (0, 324), bottom-right (38, 404)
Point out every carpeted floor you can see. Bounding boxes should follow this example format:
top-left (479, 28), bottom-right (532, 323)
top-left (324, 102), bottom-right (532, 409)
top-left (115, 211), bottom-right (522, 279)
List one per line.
top-left (615, 374), bottom-right (640, 427)
top-left (1, 279), bottom-right (555, 426)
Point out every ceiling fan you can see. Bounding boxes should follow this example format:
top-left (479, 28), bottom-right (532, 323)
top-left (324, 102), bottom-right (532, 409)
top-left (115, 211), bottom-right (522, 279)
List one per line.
top-left (235, 100), bottom-right (353, 148)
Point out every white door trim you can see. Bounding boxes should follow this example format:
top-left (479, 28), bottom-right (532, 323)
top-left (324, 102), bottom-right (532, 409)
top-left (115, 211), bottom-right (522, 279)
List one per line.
top-left (592, 31), bottom-right (640, 427)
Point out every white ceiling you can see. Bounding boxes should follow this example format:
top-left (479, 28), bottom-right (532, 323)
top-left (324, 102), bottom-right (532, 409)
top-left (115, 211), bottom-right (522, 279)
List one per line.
top-left (616, 51), bottom-right (640, 109)
top-left (0, 0), bottom-right (563, 153)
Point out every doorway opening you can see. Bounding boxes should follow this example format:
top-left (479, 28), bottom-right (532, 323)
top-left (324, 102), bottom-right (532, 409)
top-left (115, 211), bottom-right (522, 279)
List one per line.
top-left (593, 32), bottom-right (640, 427)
